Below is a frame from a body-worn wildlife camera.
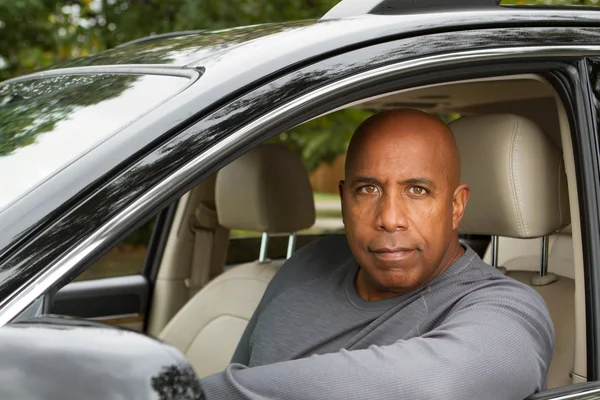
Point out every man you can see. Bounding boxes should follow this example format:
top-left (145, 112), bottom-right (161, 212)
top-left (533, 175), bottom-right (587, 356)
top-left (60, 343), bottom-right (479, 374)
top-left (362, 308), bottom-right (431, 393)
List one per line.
top-left (198, 109), bottom-right (554, 399)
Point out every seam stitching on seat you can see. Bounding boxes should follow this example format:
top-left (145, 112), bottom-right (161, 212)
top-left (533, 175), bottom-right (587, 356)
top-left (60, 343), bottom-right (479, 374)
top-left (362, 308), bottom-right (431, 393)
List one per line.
top-left (557, 158), bottom-right (564, 229)
top-left (508, 117), bottom-right (524, 237)
top-left (514, 119), bottom-right (527, 236)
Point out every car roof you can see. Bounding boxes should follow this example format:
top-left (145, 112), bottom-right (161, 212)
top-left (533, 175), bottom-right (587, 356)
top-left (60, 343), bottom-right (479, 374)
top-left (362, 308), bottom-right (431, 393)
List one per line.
top-left (11, 7), bottom-right (600, 77)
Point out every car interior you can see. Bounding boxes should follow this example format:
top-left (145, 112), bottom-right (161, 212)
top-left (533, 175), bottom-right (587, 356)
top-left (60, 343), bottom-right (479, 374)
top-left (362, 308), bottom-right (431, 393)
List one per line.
top-left (73, 73), bottom-right (584, 390)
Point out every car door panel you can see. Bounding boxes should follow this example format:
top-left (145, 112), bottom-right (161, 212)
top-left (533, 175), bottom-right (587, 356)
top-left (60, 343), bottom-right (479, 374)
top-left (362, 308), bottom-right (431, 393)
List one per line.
top-left (51, 275), bottom-right (148, 332)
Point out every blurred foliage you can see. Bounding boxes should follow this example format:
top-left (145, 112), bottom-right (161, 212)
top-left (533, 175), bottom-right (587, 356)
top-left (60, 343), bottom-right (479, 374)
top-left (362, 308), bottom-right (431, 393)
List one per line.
top-left (0, 0), bottom-right (339, 81)
top-left (270, 108), bottom-right (373, 172)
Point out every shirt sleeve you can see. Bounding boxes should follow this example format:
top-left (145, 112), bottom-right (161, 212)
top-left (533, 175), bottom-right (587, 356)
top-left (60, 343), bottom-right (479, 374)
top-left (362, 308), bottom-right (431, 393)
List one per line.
top-left (198, 284), bottom-right (554, 400)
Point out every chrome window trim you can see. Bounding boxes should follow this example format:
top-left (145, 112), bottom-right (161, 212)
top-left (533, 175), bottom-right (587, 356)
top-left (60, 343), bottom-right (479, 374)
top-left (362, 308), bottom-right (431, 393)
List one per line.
top-left (0, 44), bottom-right (597, 327)
top-left (0, 65), bottom-right (200, 86)
top-left (549, 387), bottom-right (600, 399)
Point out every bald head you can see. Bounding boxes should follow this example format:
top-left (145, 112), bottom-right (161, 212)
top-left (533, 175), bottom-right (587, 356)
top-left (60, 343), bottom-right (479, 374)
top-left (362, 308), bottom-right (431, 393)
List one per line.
top-left (339, 108), bottom-right (470, 301)
top-left (345, 109), bottom-right (462, 188)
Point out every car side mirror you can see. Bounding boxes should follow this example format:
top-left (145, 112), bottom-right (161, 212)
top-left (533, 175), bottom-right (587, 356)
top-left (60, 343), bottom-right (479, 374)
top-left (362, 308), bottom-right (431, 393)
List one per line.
top-left (0, 315), bottom-right (204, 400)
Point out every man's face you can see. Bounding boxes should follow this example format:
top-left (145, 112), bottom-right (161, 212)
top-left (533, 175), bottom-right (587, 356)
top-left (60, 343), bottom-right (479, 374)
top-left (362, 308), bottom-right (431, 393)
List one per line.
top-left (340, 124), bottom-right (465, 296)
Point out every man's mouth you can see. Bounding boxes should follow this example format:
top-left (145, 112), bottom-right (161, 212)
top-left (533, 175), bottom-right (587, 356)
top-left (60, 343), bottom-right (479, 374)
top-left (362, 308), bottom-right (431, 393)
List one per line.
top-left (370, 247), bottom-right (416, 261)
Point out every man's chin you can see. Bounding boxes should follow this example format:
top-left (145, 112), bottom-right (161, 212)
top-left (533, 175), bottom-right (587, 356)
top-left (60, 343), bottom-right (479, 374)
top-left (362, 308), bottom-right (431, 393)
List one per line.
top-left (368, 265), bottom-right (422, 292)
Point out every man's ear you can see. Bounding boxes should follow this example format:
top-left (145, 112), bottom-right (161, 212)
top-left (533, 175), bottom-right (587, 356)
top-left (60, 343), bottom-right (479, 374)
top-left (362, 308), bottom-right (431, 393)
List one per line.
top-left (452, 183), bottom-right (470, 231)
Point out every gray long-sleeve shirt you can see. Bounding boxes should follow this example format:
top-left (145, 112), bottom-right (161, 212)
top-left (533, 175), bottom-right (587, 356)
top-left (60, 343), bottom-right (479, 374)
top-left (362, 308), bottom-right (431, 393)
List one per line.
top-left (199, 236), bottom-right (554, 399)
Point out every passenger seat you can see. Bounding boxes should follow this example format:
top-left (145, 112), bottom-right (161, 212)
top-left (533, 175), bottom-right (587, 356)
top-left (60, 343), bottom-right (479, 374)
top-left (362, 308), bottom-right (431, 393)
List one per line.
top-left (486, 225), bottom-right (575, 389)
top-left (482, 226), bottom-right (574, 280)
top-left (450, 114), bottom-right (572, 389)
top-left (159, 144), bottom-right (316, 378)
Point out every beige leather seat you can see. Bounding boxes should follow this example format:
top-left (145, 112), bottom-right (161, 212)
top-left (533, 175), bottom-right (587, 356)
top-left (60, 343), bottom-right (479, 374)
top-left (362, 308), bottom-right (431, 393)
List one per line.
top-left (159, 143), bottom-right (316, 378)
top-left (491, 226), bottom-right (574, 279)
top-left (484, 225), bottom-right (575, 389)
top-left (450, 114), bottom-right (573, 389)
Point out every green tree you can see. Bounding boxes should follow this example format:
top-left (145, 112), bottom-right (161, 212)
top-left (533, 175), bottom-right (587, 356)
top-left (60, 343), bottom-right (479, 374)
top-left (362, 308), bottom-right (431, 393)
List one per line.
top-left (270, 108), bottom-right (373, 172)
top-left (0, 0), bottom-right (340, 82)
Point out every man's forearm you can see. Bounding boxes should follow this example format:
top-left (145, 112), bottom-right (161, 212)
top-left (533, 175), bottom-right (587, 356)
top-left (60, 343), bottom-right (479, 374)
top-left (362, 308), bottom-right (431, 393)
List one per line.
top-left (199, 315), bottom-right (549, 400)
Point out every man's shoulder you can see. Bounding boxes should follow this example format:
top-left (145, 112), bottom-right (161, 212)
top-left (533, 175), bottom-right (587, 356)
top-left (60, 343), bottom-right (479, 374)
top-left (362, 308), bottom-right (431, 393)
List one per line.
top-left (453, 251), bottom-right (552, 320)
top-left (279, 234), bottom-right (353, 277)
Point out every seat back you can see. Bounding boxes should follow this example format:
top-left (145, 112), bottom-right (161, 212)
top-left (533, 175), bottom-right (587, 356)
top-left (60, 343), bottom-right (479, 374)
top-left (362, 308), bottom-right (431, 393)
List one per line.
top-left (450, 114), bottom-right (572, 389)
top-left (483, 225), bottom-right (575, 388)
top-left (159, 144), bottom-right (315, 377)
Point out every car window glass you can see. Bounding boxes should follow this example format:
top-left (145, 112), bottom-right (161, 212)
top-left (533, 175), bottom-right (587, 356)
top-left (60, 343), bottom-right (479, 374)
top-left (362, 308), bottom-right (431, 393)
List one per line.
top-left (75, 217), bottom-right (156, 281)
top-left (227, 189), bottom-right (345, 265)
top-left (225, 110), bottom-right (477, 265)
top-left (226, 110), bottom-right (355, 265)
top-left (0, 73), bottom-right (189, 212)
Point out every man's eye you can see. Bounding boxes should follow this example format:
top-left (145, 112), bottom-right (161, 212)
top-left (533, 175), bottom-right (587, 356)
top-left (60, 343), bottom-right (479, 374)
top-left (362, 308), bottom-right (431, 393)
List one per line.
top-left (408, 186), bottom-right (428, 195)
top-left (359, 185), bottom-right (379, 194)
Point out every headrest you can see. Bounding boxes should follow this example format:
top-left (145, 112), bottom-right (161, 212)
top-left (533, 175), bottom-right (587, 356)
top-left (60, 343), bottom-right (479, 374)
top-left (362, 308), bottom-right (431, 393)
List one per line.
top-left (215, 144), bottom-right (316, 233)
top-left (450, 114), bottom-right (570, 238)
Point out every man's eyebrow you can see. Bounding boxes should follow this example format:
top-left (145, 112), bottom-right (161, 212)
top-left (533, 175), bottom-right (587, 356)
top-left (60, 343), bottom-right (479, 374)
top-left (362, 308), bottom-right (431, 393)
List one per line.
top-left (401, 178), bottom-right (436, 188)
top-left (349, 177), bottom-right (437, 188)
top-left (350, 176), bottom-right (380, 185)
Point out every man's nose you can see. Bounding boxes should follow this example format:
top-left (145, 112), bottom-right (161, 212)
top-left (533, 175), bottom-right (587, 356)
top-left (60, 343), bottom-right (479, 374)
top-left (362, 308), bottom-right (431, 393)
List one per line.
top-left (376, 192), bottom-right (409, 232)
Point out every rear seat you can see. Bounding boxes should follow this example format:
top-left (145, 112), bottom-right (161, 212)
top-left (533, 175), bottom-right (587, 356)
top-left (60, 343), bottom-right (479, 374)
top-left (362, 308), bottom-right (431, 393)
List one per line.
top-left (450, 114), bottom-right (573, 390)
